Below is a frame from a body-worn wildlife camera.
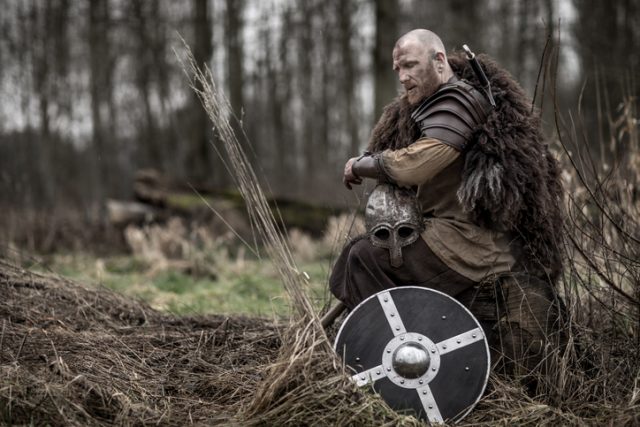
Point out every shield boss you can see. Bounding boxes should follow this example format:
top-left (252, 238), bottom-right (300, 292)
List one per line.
top-left (334, 287), bottom-right (490, 423)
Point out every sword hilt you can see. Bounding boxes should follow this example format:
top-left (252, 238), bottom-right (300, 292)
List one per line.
top-left (463, 44), bottom-right (496, 108)
top-left (321, 301), bottom-right (346, 329)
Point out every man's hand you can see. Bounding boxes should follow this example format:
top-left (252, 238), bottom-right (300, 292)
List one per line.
top-left (343, 157), bottom-right (363, 190)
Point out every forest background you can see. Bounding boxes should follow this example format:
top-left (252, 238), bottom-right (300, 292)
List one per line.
top-left (2, 0), bottom-right (636, 213)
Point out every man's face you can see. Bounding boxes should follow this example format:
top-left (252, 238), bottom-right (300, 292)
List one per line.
top-left (392, 41), bottom-right (440, 105)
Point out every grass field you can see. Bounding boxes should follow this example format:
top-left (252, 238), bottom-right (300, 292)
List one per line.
top-left (37, 250), bottom-right (333, 317)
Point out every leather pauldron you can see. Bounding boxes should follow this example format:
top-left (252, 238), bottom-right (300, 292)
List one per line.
top-left (410, 79), bottom-right (492, 151)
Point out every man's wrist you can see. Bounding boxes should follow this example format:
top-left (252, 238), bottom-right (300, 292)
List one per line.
top-left (352, 152), bottom-right (390, 183)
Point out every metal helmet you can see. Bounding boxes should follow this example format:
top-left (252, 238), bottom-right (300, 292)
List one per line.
top-left (364, 184), bottom-right (424, 268)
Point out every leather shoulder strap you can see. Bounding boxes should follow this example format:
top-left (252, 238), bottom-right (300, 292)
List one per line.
top-left (410, 79), bottom-right (491, 151)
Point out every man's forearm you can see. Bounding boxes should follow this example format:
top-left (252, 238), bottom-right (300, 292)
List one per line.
top-left (352, 152), bottom-right (391, 183)
top-left (380, 138), bottom-right (459, 187)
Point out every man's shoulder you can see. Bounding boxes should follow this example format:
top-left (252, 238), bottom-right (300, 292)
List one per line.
top-left (410, 79), bottom-right (492, 151)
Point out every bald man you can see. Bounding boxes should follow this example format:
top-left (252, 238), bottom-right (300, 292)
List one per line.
top-left (330, 30), bottom-right (516, 310)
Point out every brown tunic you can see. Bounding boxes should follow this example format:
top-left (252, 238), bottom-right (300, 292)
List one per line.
top-left (381, 137), bottom-right (516, 282)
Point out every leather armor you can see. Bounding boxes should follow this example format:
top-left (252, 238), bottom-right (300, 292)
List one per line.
top-left (410, 78), bottom-right (492, 151)
top-left (352, 152), bottom-right (389, 183)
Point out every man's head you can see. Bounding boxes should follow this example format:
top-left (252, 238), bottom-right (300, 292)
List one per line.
top-left (392, 29), bottom-right (453, 105)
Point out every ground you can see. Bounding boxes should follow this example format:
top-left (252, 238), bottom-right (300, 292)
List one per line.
top-left (1, 216), bottom-right (639, 425)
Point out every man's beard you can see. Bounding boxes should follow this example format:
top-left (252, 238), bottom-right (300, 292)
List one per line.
top-left (407, 67), bottom-right (442, 106)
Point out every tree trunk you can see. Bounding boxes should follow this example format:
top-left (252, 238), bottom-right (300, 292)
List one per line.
top-left (131, 0), bottom-right (158, 169)
top-left (373, 0), bottom-right (399, 121)
top-left (299, 2), bottom-right (315, 193)
top-left (225, 0), bottom-right (245, 127)
top-left (33, 1), bottom-right (55, 207)
top-left (89, 0), bottom-right (111, 220)
top-left (338, 0), bottom-right (361, 157)
top-left (273, 6), bottom-right (293, 194)
top-left (188, 0), bottom-right (215, 184)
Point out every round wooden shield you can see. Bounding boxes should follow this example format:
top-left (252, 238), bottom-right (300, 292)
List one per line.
top-left (334, 286), bottom-right (490, 423)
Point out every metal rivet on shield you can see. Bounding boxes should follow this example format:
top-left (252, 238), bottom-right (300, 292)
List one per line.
top-left (418, 337), bottom-right (422, 341)
top-left (376, 370), bottom-right (380, 375)
top-left (472, 333), bottom-right (477, 338)
top-left (441, 315), bottom-right (446, 320)
top-left (419, 380), bottom-right (424, 384)
top-left (387, 367), bottom-right (391, 372)
top-left (422, 390), bottom-right (427, 395)
top-left (442, 345), bottom-right (447, 350)
top-left (400, 380), bottom-right (405, 384)
top-left (390, 313), bottom-right (395, 317)
top-left (384, 298), bottom-right (388, 302)
top-left (465, 366), bottom-right (470, 371)
top-left (429, 405), bottom-right (433, 409)
top-left (355, 357), bottom-right (360, 362)
top-left (360, 376), bottom-right (365, 380)
top-left (400, 336), bottom-right (405, 341)
top-left (431, 349), bottom-right (436, 354)
top-left (387, 349), bottom-right (391, 353)
top-left (432, 367), bottom-right (436, 371)
top-left (395, 327), bottom-right (400, 331)
top-left (457, 339), bottom-right (461, 344)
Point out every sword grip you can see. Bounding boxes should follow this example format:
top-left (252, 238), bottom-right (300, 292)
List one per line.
top-left (321, 301), bottom-right (346, 329)
top-left (463, 44), bottom-right (490, 88)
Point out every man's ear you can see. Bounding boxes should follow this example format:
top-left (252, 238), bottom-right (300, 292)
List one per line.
top-left (434, 51), bottom-right (446, 65)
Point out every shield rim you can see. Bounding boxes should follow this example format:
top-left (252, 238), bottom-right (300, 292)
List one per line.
top-left (334, 285), bottom-right (491, 423)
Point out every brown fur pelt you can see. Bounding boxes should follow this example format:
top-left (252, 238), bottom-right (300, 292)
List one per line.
top-left (367, 51), bottom-right (564, 281)
top-left (367, 94), bottom-right (420, 152)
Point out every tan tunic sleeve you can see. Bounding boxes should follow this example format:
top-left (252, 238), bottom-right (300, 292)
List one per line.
top-left (380, 137), bottom-right (460, 187)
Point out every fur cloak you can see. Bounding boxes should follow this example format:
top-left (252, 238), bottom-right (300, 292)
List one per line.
top-left (368, 52), bottom-right (564, 281)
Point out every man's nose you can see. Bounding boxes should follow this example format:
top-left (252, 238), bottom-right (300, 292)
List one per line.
top-left (398, 71), bottom-right (410, 85)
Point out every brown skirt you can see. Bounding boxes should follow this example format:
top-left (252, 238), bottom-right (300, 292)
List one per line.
top-left (329, 235), bottom-right (477, 310)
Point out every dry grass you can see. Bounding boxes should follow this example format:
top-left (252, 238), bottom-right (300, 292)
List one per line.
top-left (0, 260), bottom-right (281, 425)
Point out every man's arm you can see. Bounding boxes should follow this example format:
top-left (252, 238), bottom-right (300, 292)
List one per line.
top-left (342, 138), bottom-right (459, 189)
top-left (343, 152), bottom-right (386, 189)
top-left (380, 137), bottom-right (459, 187)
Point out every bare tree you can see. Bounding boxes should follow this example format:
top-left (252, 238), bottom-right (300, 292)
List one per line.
top-left (131, 0), bottom-right (159, 170)
top-left (298, 1), bottom-right (316, 192)
top-left (186, 0), bottom-right (214, 184)
top-left (373, 0), bottom-right (399, 120)
top-left (273, 5), bottom-right (294, 193)
top-left (225, 0), bottom-right (245, 124)
top-left (338, 0), bottom-right (361, 156)
top-left (89, 0), bottom-right (114, 217)
top-left (32, 1), bottom-right (55, 207)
